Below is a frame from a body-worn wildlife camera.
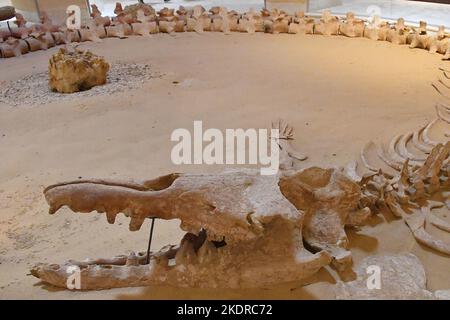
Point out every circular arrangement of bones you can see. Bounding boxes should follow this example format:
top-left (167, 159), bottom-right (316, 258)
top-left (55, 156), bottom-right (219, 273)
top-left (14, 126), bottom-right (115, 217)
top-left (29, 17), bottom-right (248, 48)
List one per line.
top-left (0, 3), bottom-right (449, 59)
top-left (1, 2), bottom-right (448, 292)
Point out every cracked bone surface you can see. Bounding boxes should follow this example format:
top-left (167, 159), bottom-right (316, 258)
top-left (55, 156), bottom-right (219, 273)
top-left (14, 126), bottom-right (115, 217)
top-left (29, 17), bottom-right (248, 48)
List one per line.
top-left (48, 48), bottom-right (110, 94)
top-left (335, 254), bottom-right (449, 299)
top-left (31, 165), bottom-right (375, 289)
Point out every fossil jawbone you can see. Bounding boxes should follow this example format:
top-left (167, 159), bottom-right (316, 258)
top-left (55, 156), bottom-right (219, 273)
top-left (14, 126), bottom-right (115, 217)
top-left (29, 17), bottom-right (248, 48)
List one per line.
top-left (31, 217), bottom-right (331, 290)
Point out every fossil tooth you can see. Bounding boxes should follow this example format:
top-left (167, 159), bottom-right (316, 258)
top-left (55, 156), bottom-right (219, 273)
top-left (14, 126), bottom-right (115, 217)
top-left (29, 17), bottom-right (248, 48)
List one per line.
top-left (48, 205), bottom-right (60, 215)
top-left (126, 252), bottom-right (139, 266)
top-left (175, 240), bottom-right (196, 265)
top-left (106, 211), bottom-right (118, 224)
top-left (197, 240), bottom-right (217, 264)
top-left (129, 217), bottom-right (145, 231)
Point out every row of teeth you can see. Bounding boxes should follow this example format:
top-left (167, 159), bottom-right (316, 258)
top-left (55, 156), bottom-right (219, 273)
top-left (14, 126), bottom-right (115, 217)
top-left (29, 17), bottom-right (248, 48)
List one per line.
top-left (94, 237), bottom-right (219, 269)
top-left (58, 229), bottom-right (223, 272)
top-left (49, 198), bottom-right (233, 240)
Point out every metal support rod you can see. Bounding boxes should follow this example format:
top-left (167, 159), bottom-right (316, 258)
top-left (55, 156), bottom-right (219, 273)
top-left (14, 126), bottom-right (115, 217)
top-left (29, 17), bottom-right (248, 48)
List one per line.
top-left (145, 218), bottom-right (156, 264)
top-left (34, 0), bottom-right (41, 21)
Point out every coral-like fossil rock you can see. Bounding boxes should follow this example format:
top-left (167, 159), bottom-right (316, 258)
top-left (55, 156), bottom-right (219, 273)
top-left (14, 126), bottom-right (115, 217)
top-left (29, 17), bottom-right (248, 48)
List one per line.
top-left (49, 48), bottom-right (110, 93)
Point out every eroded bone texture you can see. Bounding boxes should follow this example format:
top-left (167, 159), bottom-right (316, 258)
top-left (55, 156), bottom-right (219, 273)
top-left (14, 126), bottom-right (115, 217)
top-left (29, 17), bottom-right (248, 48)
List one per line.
top-left (30, 68), bottom-right (450, 290)
top-left (335, 254), bottom-right (437, 299)
top-left (48, 48), bottom-right (110, 93)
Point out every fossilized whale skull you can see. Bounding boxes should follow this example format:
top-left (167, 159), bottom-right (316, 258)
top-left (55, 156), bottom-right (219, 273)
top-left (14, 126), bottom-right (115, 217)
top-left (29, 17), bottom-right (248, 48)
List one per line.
top-left (31, 167), bottom-right (370, 290)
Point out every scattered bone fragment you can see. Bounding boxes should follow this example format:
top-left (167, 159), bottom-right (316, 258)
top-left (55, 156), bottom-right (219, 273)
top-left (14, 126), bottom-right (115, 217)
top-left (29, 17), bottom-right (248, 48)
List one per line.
top-left (335, 254), bottom-right (439, 299)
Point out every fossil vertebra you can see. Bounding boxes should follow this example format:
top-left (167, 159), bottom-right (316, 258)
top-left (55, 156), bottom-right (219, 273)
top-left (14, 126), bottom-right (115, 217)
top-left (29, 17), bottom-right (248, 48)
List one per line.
top-left (1, 5), bottom-right (449, 59)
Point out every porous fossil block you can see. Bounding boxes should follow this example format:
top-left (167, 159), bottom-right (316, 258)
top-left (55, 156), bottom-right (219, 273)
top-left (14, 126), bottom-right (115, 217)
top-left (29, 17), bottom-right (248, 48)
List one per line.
top-left (49, 48), bottom-right (110, 93)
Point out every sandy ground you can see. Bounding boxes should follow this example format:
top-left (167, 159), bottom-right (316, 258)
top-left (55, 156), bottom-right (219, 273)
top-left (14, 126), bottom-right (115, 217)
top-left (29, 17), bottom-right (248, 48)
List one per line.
top-left (0, 33), bottom-right (449, 299)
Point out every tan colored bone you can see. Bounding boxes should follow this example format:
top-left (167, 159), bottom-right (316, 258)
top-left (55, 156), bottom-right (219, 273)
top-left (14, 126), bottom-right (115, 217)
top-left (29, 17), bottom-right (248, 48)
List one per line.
top-left (340, 12), bottom-right (365, 38)
top-left (280, 167), bottom-right (368, 270)
top-left (292, 13), bottom-right (315, 35)
top-left (0, 38), bottom-right (22, 58)
top-left (386, 18), bottom-right (410, 45)
top-left (314, 11), bottom-right (340, 36)
top-left (409, 21), bottom-right (430, 49)
top-left (158, 20), bottom-right (175, 34)
top-left (90, 4), bottom-right (111, 27)
top-left (0, 5), bottom-right (15, 21)
top-left (364, 15), bottom-right (382, 41)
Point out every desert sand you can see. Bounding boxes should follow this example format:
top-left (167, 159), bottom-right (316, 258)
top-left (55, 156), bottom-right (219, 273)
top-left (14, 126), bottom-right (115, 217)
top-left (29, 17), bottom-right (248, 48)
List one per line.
top-left (0, 33), bottom-right (449, 299)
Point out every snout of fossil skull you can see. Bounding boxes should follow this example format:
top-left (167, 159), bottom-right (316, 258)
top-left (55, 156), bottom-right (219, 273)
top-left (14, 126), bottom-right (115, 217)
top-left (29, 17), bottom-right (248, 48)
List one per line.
top-left (43, 180), bottom-right (258, 240)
